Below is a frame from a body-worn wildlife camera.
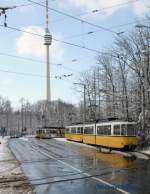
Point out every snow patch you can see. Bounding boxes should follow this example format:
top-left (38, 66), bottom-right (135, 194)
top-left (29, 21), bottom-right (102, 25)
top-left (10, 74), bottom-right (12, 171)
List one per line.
top-left (131, 152), bottom-right (149, 160)
top-left (141, 147), bottom-right (150, 156)
top-left (19, 137), bottom-right (28, 141)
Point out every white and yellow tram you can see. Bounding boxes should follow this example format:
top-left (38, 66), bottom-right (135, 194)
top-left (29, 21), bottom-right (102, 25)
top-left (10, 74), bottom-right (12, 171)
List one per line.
top-left (65, 121), bottom-right (139, 150)
top-left (36, 127), bottom-right (64, 139)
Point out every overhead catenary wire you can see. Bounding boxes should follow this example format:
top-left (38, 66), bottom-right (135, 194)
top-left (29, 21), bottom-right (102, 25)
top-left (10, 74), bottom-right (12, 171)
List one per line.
top-left (0, 23), bottom-right (142, 75)
top-left (48, 0), bottom-right (140, 24)
top-left (1, 10), bottom-right (147, 56)
top-left (63, 18), bottom-right (150, 40)
top-left (0, 23), bottom-right (111, 55)
top-left (0, 3), bottom-right (146, 76)
top-left (14, 0), bottom-right (56, 8)
top-left (0, 52), bottom-right (81, 74)
top-left (26, 0), bottom-right (140, 26)
top-left (0, 21), bottom-right (147, 76)
top-left (27, 0), bottom-right (118, 35)
top-left (0, 68), bottom-right (73, 80)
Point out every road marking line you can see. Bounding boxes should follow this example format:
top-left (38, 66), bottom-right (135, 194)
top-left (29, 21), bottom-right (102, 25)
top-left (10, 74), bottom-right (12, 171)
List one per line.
top-left (31, 145), bottom-right (131, 194)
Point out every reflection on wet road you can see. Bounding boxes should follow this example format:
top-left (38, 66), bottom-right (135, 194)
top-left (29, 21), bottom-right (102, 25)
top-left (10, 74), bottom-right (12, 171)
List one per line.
top-left (9, 138), bottom-right (150, 194)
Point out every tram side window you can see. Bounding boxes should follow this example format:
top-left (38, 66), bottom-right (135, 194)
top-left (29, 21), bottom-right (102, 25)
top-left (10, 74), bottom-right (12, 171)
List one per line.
top-left (81, 127), bottom-right (83, 134)
top-left (121, 125), bottom-right (127, 135)
top-left (97, 126), bottom-right (104, 135)
top-left (104, 125), bottom-right (111, 135)
top-left (65, 128), bottom-right (70, 133)
top-left (97, 125), bottom-right (111, 135)
top-left (51, 130), bottom-right (57, 134)
top-left (77, 127), bottom-right (81, 133)
top-left (84, 127), bottom-right (94, 134)
top-left (114, 125), bottom-right (121, 135)
top-left (127, 125), bottom-right (135, 135)
top-left (71, 127), bottom-right (76, 133)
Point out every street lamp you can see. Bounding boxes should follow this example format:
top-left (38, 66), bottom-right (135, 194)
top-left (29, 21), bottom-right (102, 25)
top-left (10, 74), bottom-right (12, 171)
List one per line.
top-left (73, 82), bottom-right (86, 123)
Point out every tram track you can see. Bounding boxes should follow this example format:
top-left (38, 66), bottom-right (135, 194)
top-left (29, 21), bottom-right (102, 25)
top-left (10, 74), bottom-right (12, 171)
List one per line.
top-left (8, 137), bottom-right (150, 194)
top-left (28, 139), bottom-right (90, 160)
top-left (35, 137), bottom-right (150, 160)
top-left (33, 138), bottom-right (83, 157)
top-left (9, 139), bottom-right (135, 193)
top-left (26, 140), bottom-right (132, 194)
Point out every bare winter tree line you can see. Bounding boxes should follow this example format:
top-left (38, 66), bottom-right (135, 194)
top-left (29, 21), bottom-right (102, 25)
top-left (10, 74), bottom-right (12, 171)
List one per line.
top-left (77, 17), bottom-right (150, 134)
top-left (0, 97), bottom-right (78, 135)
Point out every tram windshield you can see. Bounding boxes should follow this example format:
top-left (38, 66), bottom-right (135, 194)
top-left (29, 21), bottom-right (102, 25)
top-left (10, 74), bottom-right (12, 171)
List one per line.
top-left (121, 124), bottom-right (136, 136)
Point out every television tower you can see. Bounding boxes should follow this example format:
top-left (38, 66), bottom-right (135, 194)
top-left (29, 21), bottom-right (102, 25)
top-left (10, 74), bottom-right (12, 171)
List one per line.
top-left (44, 0), bottom-right (52, 102)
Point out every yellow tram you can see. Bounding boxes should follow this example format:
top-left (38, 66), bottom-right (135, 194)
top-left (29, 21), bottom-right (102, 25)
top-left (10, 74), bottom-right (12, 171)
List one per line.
top-left (65, 121), bottom-right (139, 150)
top-left (36, 127), bottom-right (64, 139)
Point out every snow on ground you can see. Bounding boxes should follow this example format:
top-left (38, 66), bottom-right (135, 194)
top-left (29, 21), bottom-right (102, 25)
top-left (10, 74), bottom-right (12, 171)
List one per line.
top-left (140, 147), bottom-right (150, 155)
top-left (19, 137), bottom-right (29, 141)
top-left (131, 152), bottom-right (149, 160)
top-left (0, 137), bottom-right (34, 194)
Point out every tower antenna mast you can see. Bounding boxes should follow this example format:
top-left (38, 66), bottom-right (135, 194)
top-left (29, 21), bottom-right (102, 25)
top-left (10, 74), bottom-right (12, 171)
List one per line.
top-left (44, 0), bottom-right (52, 102)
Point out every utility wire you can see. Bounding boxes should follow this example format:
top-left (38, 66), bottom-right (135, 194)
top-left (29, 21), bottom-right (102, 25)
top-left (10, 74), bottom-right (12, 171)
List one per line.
top-left (87, 0), bottom-right (139, 16)
top-left (48, 0), bottom-right (140, 24)
top-left (0, 68), bottom-right (51, 78)
top-left (0, 24), bottom-right (109, 55)
top-left (27, 0), bottom-right (118, 34)
top-left (0, 68), bottom-right (73, 80)
top-left (0, 52), bottom-right (80, 74)
top-left (15, 0), bottom-right (55, 8)
top-left (63, 18), bottom-right (149, 40)
top-left (0, 52), bottom-right (44, 64)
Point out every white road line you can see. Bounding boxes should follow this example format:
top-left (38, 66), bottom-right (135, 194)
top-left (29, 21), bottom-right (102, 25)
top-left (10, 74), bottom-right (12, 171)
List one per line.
top-left (31, 145), bottom-right (131, 194)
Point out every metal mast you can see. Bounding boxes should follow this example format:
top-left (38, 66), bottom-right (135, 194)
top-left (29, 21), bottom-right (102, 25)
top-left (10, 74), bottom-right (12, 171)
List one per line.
top-left (44, 0), bottom-right (52, 102)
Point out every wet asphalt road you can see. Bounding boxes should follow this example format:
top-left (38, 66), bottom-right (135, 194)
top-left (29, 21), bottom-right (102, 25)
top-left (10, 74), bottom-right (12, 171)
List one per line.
top-left (9, 138), bottom-right (150, 194)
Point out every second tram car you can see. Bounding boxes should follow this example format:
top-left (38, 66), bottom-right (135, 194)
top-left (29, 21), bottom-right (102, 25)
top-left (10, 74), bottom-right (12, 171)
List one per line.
top-left (65, 121), bottom-right (139, 150)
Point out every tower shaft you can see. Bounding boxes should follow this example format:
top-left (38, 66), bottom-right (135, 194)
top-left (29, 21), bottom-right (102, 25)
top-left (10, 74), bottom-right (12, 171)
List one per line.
top-left (44, 0), bottom-right (52, 102)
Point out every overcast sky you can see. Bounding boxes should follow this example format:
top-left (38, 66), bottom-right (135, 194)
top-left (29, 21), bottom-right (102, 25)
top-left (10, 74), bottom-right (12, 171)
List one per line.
top-left (0, 0), bottom-right (149, 107)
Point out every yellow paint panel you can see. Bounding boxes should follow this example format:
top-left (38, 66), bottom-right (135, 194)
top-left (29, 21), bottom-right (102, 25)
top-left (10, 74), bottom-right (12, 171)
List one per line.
top-left (70, 134), bottom-right (83, 142)
top-left (36, 133), bottom-right (44, 139)
top-left (96, 136), bottom-right (138, 148)
top-left (83, 135), bottom-right (96, 145)
top-left (65, 133), bottom-right (71, 139)
top-left (65, 133), bottom-right (83, 142)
